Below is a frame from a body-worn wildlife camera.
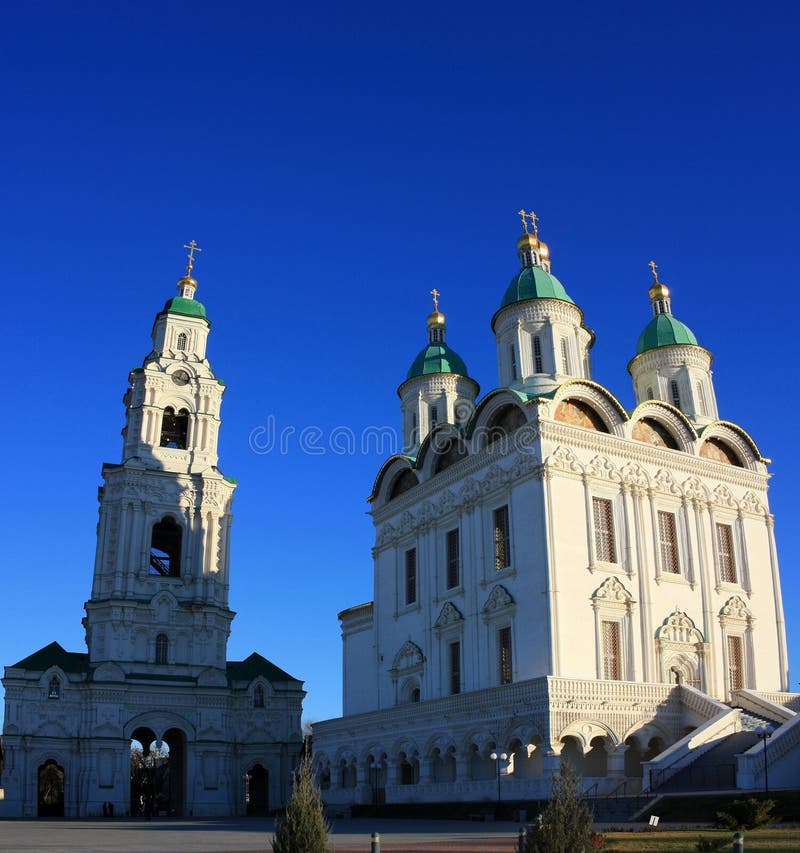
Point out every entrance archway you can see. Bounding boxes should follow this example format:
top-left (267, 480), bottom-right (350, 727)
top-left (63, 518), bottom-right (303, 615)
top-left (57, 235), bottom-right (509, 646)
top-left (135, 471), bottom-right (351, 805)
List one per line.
top-left (38, 759), bottom-right (64, 816)
top-left (131, 726), bottom-right (186, 816)
top-left (246, 764), bottom-right (269, 815)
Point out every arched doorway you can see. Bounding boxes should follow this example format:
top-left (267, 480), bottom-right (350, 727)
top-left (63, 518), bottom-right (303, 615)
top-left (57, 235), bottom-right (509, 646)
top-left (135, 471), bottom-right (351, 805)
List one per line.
top-left (131, 727), bottom-right (186, 816)
top-left (38, 759), bottom-right (64, 816)
top-left (246, 764), bottom-right (269, 815)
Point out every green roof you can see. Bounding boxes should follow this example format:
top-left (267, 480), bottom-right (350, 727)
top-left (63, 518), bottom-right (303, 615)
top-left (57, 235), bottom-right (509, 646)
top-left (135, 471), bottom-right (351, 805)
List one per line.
top-left (636, 313), bottom-right (698, 354)
top-left (500, 266), bottom-right (574, 309)
top-left (407, 343), bottom-right (470, 380)
top-left (10, 641), bottom-right (89, 674)
top-left (227, 652), bottom-right (300, 685)
top-left (162, 296), bottom-right (210, 324)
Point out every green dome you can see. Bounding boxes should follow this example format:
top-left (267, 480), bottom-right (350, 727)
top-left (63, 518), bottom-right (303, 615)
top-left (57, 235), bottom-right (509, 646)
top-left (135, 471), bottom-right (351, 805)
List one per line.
top-left (163, 296), bottom-right (209, 323)
top-left (500, 266), bottom-right (574, 309)
top-left (636, 313), bottom-right (698, 354)
top-left (407, 343), bottom-right (470, 380)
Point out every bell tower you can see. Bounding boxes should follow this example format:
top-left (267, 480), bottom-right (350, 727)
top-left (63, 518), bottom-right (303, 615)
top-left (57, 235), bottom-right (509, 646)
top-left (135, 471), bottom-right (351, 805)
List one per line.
top-left (83, 243), bottom-right (237, 682)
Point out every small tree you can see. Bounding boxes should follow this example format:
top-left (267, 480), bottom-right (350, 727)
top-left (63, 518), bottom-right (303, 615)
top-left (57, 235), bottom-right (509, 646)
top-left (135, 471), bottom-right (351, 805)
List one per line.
top-left (522, 763), bottom-right (595, 853)
top-left (271, 754), bottom-right (331, 853)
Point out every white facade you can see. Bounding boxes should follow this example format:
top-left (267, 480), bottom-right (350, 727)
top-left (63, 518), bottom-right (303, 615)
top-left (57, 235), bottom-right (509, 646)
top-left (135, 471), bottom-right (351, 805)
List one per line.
top-left (1, 265), bottom-right (305, 818)
top-left (313, 222), bottom-right (798, 806)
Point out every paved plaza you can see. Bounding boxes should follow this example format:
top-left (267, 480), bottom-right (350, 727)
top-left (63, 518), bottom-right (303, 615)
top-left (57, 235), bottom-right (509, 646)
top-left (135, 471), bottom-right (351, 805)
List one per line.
top-left (0, 817), bottom-right (522, 853)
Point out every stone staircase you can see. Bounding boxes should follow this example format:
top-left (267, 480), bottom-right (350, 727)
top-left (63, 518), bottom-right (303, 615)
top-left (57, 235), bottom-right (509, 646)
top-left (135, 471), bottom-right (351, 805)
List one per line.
top-left (587, 794), bottom-right (657, 824)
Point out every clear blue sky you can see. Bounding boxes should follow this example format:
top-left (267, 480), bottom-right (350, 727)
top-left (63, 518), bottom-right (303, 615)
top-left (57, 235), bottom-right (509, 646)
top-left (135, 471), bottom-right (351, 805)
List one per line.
top-left (1, 2), bottom-right (798, 727)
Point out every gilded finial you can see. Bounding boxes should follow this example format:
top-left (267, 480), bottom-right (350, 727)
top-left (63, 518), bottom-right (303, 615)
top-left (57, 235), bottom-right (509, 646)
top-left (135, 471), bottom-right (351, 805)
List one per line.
top-left (649, 260), bottom-right (660, 284)
top-left (430, 288), bottom-right (440, 312)
top-left (518, 209), bottom-right (529, 233)
top-left (183, 240), bottom-right (203, 276)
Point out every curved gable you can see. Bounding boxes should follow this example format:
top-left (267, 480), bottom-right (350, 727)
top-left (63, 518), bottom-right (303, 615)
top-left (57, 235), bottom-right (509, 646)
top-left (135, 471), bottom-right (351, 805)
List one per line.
top-left (699, 421), bottom-right (765, 470)
top-left (552, 380), bottom-right (627, 435)
top-left (369, 455), bottom-right (418, 506)
top-left (629, 401), bottom-right (697, 453)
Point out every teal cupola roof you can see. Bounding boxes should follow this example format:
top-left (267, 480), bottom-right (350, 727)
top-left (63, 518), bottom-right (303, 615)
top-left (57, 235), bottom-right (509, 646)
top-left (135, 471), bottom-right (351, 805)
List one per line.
top-left (162, 239), bottom-right (210, 324)
top-left (499, 210), bottom-right (575, 309)
top-left (635, 262), bottom-right (698, 354)
top-left (406, 290), bottom-right (471, 380)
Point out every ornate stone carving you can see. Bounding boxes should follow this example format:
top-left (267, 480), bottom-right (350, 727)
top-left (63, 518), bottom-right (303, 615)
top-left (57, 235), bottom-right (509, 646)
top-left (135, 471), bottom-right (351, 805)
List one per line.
top-left (586, 455), bottom-right (621, 482)
top-left (459, 478), bottom-right (482, 510)
top-left (592, 576), bottom-right (633, 604)
top-left (656, 609), bottom-right (704, 644)
top-left (391, 640), bottom-right (425, 675)
top-left (682, 476), bottom-right (706, 503)
top-left (740, 491), bottom-right (764, 515)
top-left (621, 461), bottom-right (649, 491)
top-left (481, 584), bottom-right (515, 616)
top-left (546, 445), bottom-right (582, 474)
top-left (481, 464), bottom-right (509, 495)
top-left (434, 602), bottom-right (464, 629)
top-left (719, 595), bottom-right (752, 622)
top-left (652, 468), bottom-right (682, 496)
top-left (712, 484), bottom-right (737, 509)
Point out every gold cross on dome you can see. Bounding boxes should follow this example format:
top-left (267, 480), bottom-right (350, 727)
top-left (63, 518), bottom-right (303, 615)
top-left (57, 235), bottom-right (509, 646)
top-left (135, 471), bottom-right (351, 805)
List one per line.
top-left (183, 239), bottom-right (203, 275)
top-left (430, 288), bottom-right (440, 311)
top-left (517, 209), bottom-right (539, 235)
top-left (649, 260), bottom-right (660, 283)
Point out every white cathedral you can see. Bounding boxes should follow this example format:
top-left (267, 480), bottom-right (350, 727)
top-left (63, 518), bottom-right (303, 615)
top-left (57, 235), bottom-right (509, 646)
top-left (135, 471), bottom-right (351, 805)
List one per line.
top-left (312, 213), bottom-right (799, 808)
top-left (1, 250), bottom-right (305, 818)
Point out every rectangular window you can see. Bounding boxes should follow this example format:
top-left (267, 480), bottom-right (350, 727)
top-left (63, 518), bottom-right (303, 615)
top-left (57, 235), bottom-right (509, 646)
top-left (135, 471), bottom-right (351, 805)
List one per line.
top-left (510, 345), bottom-right (518, 380)
top-left (532, 335), bottom-right (543, 373)
top-left (446, 528), bottom-right (460, 589)
top-left (449, 640), bottom-right (461, 694)
top-left (405, 548), bottom-right (417, 605)
top-left (499, 626), bottom-right (512, 685)
top-left (602, 620), bottom-right (621, 680)
top-left (493, 505), bottom-right (510, 571)
top-left (670, 379), bottom-right (681, 408)
top-left (592, 497), bottom-right (617, 563)
top-left (727, 635), bottom-right (744, 691)
top-left (560, 338), bottom-right (570, 374)
top-left (657, 511), bottom-right (680, 574)
top-left (430, 405), bottom-right (439, 427)
top-left (716, 523), bottom-right (737, 583)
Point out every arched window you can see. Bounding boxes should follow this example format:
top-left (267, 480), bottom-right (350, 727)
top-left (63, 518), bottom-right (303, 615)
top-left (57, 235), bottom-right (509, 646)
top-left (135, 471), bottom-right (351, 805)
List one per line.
top-left (486, 405), bottom-right (526, 446)
top-left (48, 676), bottom-right (61, 699)
top-left (150, 517), bottom-right (182, 576)
top-left (176, 332), bottom-right (188, 351)
top-left (433, 439), bottom-right (468, 474)
top-left (388, 469), bottom-right (418, 501)
top-left (253, 683), bottom-right (265, 708)
top-left (160, 407), bottom-right (189, 449)
top-left (155, 633), bottom-right (169, 665)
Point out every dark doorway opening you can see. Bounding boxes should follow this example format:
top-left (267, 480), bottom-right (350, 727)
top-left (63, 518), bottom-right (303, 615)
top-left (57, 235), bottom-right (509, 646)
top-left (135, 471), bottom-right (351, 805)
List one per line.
top-left (38, 759), bottom-right (65, 816)
top-left (246, 764), bottom-right (269, 815)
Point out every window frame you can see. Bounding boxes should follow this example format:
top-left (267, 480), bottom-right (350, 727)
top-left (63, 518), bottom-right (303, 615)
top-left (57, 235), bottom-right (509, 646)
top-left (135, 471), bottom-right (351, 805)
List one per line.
top-left (498, 625), bottom-right (513, 685)
top-left (716, 522), bottom-right (737, 585)
top-left (448, 639), bottom-right (461, 695)
top-left (492, 505), bottom-right (511, 572)
top-left (404, 547), bottom-right (417, 606)
top-left (592, 496), bottom-right (618, 564)
top-left (445, 528), bottom-right (460, 589)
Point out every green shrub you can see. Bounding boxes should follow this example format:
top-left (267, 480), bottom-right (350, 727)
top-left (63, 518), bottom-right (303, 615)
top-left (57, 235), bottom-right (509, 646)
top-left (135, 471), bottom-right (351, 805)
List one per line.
top-left (271, 755), bottom-right (331, 853)
top-left (713, 797), bottom-right (775, 830)
top-left (521, 764), bottom-right (594, 852)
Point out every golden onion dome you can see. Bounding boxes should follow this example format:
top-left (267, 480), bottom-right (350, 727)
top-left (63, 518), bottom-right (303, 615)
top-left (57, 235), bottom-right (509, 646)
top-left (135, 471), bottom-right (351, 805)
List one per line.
top-left (427, 310), bottom-right (446, 328)
top-left (649, 281), bottom-right (670, 302)
top-left (538, 239), bottom-right (550, 260)
top-left (516, 231), bottom-right (540, 253)
top-left (177, 274), bottom-right (197, 288)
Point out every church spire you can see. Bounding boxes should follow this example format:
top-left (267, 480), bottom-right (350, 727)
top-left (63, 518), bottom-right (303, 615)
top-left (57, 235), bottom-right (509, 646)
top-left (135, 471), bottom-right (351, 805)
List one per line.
top-left (177, 239), bottom-right (202, 299)
top-left (427, 288), bottom-right (446, 344)
top-left (516, 208), bottom-right (551, 273)
top-left (648, 260), bottom-right (672, 316)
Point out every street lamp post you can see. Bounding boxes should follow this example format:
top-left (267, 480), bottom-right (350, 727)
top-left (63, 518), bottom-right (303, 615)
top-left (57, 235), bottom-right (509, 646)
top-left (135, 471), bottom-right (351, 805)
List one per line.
top-left (490, 751), bottom-right (507, 808)
top-left (754, 725), bottom-right (774, 796)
